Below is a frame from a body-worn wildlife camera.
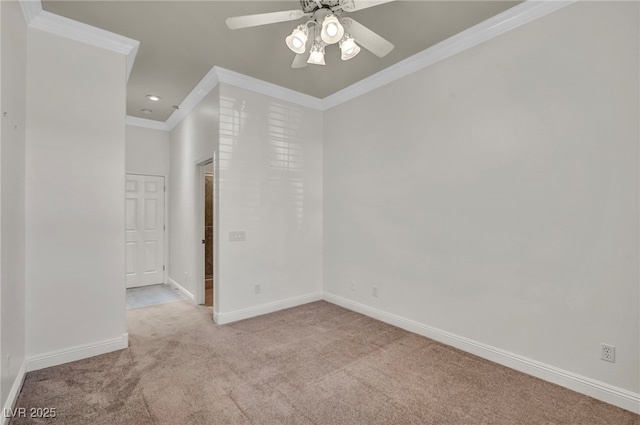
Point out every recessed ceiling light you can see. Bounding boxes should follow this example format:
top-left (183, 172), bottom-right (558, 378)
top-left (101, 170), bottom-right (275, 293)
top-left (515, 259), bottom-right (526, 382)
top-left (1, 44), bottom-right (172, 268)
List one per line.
top-left (146, 95), bottom-right (161, 102)
top-left (141, 109), bottom-right (152, 115)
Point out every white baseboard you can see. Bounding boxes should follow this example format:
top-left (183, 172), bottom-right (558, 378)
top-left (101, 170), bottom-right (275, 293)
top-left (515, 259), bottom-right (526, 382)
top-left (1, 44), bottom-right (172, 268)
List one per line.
top-left (26, 333), bottom-right (129, 372)
top-left (167, 277), bottom-right (194, 302)
top-left (323, 292), bottom-right (640, 414)
top-left (2, 361), bottom-right (27, 425)
top-left (214, 291), bottom-right (323, 325)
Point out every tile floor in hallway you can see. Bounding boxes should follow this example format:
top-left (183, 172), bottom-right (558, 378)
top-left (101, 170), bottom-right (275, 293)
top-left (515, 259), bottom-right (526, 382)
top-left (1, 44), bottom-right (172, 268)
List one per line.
top-left (126, 283), bottom-right (187, 309)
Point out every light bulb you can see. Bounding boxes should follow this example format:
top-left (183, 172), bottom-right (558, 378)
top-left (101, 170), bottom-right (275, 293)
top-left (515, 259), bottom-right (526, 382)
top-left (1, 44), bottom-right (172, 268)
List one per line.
top-left (326, 23), bottom-right (338, 37)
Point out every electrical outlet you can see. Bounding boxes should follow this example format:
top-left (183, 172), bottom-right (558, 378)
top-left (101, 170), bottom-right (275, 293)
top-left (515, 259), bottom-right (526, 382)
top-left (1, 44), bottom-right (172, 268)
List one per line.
top-left (254, 284), bottom-right (261, 295)
top-left (372, 286), bottom-right (378, 297)
top-left (350, 280), bottom-right (356, 291)
top-left (601, 343), bottom-right (615, 363)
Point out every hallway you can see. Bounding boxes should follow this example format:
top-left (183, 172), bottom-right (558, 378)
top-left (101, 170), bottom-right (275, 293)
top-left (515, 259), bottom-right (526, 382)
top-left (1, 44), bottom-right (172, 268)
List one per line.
top-left (126, 284), bottom-right (187, 309)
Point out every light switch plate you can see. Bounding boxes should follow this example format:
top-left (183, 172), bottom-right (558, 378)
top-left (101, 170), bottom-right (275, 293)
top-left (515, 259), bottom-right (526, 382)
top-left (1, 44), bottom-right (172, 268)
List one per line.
top-left (229, 231), bottom-right (246, 242)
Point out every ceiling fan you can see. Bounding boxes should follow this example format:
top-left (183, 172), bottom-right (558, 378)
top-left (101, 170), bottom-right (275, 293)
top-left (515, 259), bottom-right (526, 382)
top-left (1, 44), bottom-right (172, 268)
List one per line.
top-left (226, 0), bottom-right (395, 68)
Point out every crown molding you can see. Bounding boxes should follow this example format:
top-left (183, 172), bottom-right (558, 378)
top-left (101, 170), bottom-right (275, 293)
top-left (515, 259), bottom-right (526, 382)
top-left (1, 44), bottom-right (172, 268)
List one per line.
top-left (19, 0), bottom-right (42, 25)
top-left (154, 65), bottom-right (325, 132)
top-left (165, 65), bottom-right (221, 131)
top-left (126, 116), bottom-right (169, 132)
top-left (321, 0), bottom-right (576, 110)
top-left (64, 0), bottom-right (575, 132)
top-left (19, 1), bottom-right (139, 80)
top-left (215, 67), bottom-right (324, 111)
top-left (147, 0), bottom-right (575, 131)
top-left (161, 66), bottom-right (323, 132)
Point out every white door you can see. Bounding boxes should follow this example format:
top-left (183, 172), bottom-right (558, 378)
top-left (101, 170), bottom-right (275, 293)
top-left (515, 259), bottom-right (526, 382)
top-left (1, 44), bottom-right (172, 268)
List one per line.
top-left (125, 174), bottom-right (165, 288)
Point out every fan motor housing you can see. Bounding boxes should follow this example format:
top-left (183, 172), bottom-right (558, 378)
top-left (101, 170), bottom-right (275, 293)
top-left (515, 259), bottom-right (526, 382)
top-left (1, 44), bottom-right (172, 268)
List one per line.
top-left (300, 0), bottom-right (346, 13)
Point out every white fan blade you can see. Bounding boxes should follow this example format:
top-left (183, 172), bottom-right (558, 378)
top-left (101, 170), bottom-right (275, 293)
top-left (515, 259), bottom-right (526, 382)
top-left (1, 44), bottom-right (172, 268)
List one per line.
top-left (226, 9), bottom-right (309, 30)
top-left (292, 53), bottom-right (309, 68)
top-left (341, 0), bottom-right (395, 13)
top-left (340, 18), bottom-right (394, 57)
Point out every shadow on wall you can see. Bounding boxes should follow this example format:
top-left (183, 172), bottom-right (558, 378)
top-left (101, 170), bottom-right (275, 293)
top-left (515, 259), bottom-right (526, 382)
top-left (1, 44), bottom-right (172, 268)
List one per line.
top-left (219, 96), bottom-right (306, 229)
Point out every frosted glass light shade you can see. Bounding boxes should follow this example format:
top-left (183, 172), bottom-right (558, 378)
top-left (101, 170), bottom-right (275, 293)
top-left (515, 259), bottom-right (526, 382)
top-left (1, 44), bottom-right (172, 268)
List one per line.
top-left (307, 42), bottom-right (326, 65)
top-left (320, 15), bottom-right (344, 44)
top-left (286, 25), bottom-right (309, 54)
top-left (339, 33), bottom-right (360, 60)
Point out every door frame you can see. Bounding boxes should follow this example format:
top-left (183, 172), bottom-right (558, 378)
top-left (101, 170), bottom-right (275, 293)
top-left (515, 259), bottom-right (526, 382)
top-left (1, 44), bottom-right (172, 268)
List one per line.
top-left (195, 156), bottom-right (217, 312)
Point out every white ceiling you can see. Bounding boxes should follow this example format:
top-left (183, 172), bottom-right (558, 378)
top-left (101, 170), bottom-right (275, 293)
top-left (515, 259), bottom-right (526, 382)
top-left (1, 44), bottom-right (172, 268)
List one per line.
top-left (42, 1), bottom-right (521, 122)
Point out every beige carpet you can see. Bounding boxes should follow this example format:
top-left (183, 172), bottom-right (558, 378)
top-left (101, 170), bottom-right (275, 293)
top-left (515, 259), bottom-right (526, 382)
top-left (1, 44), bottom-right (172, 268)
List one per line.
top-left (10, 301), bottom-right (640, 425)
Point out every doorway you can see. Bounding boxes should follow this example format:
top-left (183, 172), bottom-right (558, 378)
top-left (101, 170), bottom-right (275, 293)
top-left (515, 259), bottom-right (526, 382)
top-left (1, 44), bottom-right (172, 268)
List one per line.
top-left (125, 174), bottom-right (165, 288)
top-left (202, 162), bottom-right (214, 307)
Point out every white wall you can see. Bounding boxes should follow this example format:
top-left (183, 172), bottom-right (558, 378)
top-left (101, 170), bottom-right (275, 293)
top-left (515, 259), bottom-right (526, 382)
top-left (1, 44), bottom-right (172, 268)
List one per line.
top-left (168, 83), bottom-right (323, 319)
top-left (323, 0), bottom-right (639, 395)
top-left (169, 86), bottom-right (219, 300)
top-left (25, 28), bottom-right (127, 361)
top-left (1, 1), bottom-right (3, 396)
top-left (216, 84), bottom-right (323, 319)
top-left (126, 124), bottom-right (171, 286)
top-left (0, 0), bottom-right (27, 411)
top-left (125, 125), bottom-right (170, 176)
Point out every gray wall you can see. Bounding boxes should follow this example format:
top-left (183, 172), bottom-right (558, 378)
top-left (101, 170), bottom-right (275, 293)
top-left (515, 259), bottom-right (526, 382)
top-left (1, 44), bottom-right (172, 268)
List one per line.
top-left (169, 86), bottom-right (219, 302)
top-left (125, 125), bottom-right (170, 177)
top-left (323, 1), bottom-right (639, 393)
top-left (26, 28), bottom-right (127, 358)
top-left (0, 0), bottom-right (27, 409)
top-left (168, 83), bottom-right (324, 320)
top-left (216, 84), bottom-right (323, 318)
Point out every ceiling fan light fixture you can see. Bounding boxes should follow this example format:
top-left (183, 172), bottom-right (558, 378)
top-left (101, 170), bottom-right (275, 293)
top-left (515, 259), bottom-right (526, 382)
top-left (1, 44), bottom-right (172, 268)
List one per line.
top-left (339, 33), bottom-right (360, 60)
top-left (307, 42), bottom-right (326, 65)
top-left (227, 1), bottom-right (395, 69)
top-left (285, 25), bottom-right (309, 54)
top-left (320, 14), bottom-right (344, 44)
